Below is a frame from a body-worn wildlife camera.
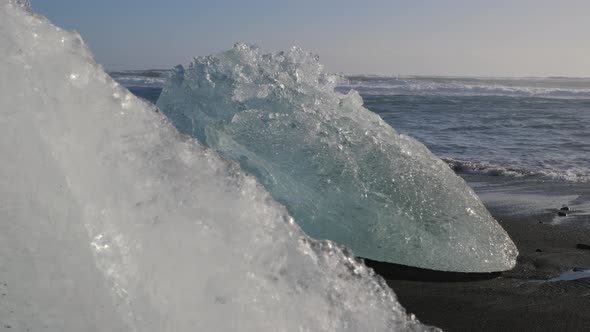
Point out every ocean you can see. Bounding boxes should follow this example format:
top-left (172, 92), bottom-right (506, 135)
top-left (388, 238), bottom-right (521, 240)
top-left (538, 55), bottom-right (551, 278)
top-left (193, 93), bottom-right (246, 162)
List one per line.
top-left (114, 71), bottom-right (590, 185)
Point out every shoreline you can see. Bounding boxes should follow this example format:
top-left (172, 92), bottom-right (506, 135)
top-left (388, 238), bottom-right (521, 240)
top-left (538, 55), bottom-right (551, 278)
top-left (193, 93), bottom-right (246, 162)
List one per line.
top-left (385, 177), bottom-right (590, 331)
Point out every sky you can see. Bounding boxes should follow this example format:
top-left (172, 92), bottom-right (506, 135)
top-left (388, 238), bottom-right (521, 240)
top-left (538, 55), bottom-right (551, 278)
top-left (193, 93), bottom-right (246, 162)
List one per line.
top-left (32, 0), bottom-right (590, 77)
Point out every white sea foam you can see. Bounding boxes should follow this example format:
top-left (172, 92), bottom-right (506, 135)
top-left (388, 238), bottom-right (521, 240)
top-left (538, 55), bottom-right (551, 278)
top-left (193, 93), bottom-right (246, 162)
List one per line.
top-left (109, 70), bottom-right (170, 88)
top-left (340, 75), bottom-right (590, 99)
top-left (444, 158), bottom-right (590, 183)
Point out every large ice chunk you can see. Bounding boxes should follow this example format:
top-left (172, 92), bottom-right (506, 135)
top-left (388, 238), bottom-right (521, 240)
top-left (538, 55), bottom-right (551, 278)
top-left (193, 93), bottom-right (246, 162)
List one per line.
top-left (157, 44), bottom-right (518, 273)
top-left (0, 2), bottom-right (435, 331)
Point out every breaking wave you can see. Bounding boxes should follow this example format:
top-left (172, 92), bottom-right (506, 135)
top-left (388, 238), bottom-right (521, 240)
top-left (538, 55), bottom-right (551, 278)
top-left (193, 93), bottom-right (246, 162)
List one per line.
top-left (444, 158), bottom-right (590, 183)
top-left (340, 75), bottom-right (590, 99)
top-left (109, 70), bottom-right (170, 88)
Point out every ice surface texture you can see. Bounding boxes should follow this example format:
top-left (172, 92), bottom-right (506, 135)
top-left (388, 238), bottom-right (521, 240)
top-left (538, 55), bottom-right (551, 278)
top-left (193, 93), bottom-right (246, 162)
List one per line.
top-left (9, 0), bottom-right (29, 10)
top-left (157, 44), bottom-right (518, 273)
top-left (0, 2), bottom-right (435, 331)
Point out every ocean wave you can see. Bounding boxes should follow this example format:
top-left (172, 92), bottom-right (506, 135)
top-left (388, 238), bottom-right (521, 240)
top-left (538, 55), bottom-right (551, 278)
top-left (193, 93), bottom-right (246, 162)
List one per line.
top-left (443, 158), bottom-right (590, 183)
top-left (109, 70), bottom-right (171, 88)
top-left (339, 76), bottom-right (590, 99)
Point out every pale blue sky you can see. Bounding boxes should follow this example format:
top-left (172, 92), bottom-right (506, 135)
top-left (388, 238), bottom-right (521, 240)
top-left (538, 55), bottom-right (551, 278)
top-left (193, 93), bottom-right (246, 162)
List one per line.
top-left (32, 0), bottom-right (590, 76)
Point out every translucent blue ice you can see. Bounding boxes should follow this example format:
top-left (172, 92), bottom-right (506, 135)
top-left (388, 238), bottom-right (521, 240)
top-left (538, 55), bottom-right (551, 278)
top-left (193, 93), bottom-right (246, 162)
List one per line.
top-left (157, 44), bottom-right (518, 272)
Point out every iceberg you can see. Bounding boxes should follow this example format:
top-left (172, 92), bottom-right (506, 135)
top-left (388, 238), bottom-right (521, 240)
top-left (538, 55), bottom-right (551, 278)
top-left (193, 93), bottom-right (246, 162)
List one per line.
top-left (0, 2), bottom-right (436, 331)
top-left (157, 44), bottom-right (518, 273)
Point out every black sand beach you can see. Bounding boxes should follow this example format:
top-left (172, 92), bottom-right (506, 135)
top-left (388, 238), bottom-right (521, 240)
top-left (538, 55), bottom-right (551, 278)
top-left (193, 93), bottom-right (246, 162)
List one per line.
top-left (386, 177), bottom-right (590, 331)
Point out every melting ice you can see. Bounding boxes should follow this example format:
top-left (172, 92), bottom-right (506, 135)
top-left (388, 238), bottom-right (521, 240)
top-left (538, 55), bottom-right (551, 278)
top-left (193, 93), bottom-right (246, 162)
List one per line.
top-left (156, 44), bottom-right (518, 273)
top-left (0, 1), bottom-right (439, 331)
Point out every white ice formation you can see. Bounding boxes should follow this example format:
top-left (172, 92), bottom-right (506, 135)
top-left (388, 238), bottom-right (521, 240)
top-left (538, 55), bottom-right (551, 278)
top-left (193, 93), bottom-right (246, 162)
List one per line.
top-left (156, 44), bottom-right (518, 273)
top-left (10, 0), bottom-right (29, 10)
top-left (0, 2), bottom-right (436, 331)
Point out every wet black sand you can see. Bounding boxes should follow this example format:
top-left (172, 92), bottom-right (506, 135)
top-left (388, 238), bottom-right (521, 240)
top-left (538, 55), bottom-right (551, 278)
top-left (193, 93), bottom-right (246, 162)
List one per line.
top-left (386, 177), bottom-right (590, 331)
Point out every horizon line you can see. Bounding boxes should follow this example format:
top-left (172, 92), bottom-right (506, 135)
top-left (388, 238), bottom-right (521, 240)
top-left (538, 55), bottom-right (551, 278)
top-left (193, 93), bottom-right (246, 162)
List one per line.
top-left (107, 69), bottom-right (590, 80)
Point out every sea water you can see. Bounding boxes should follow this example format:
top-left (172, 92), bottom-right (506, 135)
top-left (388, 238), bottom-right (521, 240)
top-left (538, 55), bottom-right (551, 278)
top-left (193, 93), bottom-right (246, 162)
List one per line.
top-left (118, 72), bottom-right (590, 185)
